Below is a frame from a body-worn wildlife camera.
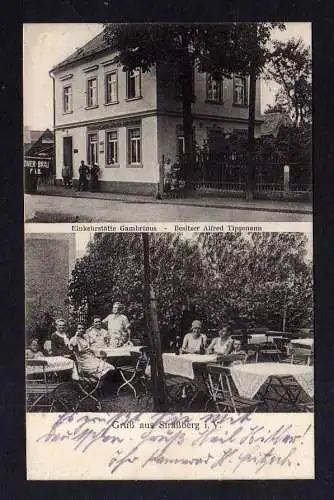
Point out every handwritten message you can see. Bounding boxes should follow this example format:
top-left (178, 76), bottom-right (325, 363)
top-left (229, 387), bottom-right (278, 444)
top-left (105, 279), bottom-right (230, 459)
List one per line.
top-left (26, 412), bottom-right (314, 480)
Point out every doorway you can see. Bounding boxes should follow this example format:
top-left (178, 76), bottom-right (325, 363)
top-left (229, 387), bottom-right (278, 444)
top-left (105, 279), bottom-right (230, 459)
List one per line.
top-left (63, 136), bottom-right (73, 177)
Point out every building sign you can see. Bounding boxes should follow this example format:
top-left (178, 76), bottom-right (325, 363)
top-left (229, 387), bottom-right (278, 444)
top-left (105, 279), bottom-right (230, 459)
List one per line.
top-left (24, 158), bottom-right (51, 169)
top-left (87, 117), bottom-right (141, 132)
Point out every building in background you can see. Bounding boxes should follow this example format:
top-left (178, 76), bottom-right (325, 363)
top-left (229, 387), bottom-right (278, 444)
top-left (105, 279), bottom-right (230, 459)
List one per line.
top-left (50, 31), bottom-right (263, 195)
top-left (24, 127), bottom-right (45, 154)
top-left (24, 128), bottom-right (55, 192)
top-left (25, 233), bottom-right (76, 340)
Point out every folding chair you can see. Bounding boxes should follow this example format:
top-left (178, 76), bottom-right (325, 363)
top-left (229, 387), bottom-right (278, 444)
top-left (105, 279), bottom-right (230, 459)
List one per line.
top-left (26, 359), bottom-right (61, 411)
top-left (205, 364), bottom-right (261, 413)
top-left (284, 346), bottom-right (313, 365)
top-left (255, 341), bottom-right (282, 362)
top-left (117, 347), bottom-right (151, 398)
top-left (55, 354), bottom-right (109, 411)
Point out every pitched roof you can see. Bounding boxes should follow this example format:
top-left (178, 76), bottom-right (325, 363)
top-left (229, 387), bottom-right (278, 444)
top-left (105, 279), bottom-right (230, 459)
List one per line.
top-left (261, 112), bottom-right (293, 138)
top-left (51, 30), bottom-right (110, 72)
top-left (25, 129), bottom-right (54, 158)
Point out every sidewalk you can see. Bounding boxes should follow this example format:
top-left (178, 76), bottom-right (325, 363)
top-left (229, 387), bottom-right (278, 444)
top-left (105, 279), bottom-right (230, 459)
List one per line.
top-left (35, 185), bottom-right (312, 215)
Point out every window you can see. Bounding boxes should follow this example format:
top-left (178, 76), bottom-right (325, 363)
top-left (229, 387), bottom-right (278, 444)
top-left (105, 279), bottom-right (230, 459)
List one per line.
top-left (105, 71), bottom-right (118, 104)
top-left (106, 130), bottom-right (118, 165)
top-left (128, 128), bottom-right (141, 165)
top-left (87, 133), bottom-right (98, 165)
top-left (126, 70), bottom-right (141, 99)
top-left (63, 85), bottom-right (72, 112)
top-left (87, 78), bottom-right (98, 107)
top-left (177, 136), bottom-right (185, 155)
top-left (175, 67), bottom-right (195, 97)
top-left (206, 74), bottom-right (223, 103)
top-left (233, 75), bottom-right (248, 106)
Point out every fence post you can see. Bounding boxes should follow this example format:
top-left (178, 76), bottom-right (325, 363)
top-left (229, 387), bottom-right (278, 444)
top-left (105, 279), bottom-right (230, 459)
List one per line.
top-left (284, 165), bottom-right (290, 194)
top-left (157, 155), bottom-right (165, 198)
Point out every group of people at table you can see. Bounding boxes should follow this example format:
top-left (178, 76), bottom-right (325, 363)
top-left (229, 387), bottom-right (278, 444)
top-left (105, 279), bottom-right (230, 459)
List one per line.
top-left (26, 301), bottom-right (245, 382)
top-left (26, 302), bottom-right (131, 379)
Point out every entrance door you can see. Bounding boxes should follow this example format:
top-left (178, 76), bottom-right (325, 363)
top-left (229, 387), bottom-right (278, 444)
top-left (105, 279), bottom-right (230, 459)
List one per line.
top-left (63, 136), bottom-right (73, 177)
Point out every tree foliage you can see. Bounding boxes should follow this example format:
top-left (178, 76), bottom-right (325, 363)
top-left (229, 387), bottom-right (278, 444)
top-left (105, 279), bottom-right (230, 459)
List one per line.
top-left (266, 38), bottom-right (312, 126)
top-left (69, 232), bottom-right (312, 344)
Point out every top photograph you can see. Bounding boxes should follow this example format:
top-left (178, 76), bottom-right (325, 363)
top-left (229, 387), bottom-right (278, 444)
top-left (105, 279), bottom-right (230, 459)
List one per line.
top-left (24, 23), bottom-right (312, 223)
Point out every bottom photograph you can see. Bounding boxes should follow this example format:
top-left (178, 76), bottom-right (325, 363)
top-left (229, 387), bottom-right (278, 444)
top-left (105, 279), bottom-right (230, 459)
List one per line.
top-left (25, 230), bottom-right (314, 414)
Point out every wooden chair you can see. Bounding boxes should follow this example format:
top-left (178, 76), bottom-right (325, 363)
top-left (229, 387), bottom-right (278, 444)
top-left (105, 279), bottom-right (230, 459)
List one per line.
top-left (284, 346), bottom-right (313, 365)
top-left (117, 347), bottom-right (151, 398)
top-left (205, 364), bottom-right (261, 413)
top-left (52, 353), bottom-right (110, 411)
top-left (26, 359), bottom-right (61, 411)
top-left (255, 342), bottom-right (283, 362)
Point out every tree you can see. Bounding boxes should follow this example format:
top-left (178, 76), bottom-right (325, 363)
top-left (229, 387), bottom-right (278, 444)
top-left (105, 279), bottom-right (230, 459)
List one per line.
top-left (69, 232), bottom-right (312, 338)
top-left (266, 38), bottom-right (312, 126)
top-left (69, 232), bottom-right (207, 348)
top-left (198, 232), bottom-right (313, 331)
top-left (103, 23), bottom-right (283, 197)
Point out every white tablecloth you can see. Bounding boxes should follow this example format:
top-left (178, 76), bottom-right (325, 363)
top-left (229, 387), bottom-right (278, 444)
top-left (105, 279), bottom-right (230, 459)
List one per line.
top-left (230, 362), bottom-right (314, 399)
top-left (162, 353), bottom-right (218, 380)
top-left (290, 338), bottom-right (314, 348)
top-left (92, 345), bottom-right (143, 358)
top-left (248, 334), bottom-right (271, 345)
top-left (26, 356), bottom-right (74, 375)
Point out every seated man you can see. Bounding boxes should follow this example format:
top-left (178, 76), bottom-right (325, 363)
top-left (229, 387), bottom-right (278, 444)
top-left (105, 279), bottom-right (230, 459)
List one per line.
top-left (181, 320), bottom-right (207, 354)
top-left (26, 338), bottom-right (44, 359)
top-left (85, 315), bottom-right (109, 349)
top-left (103, 302), bottom-right (131, 348)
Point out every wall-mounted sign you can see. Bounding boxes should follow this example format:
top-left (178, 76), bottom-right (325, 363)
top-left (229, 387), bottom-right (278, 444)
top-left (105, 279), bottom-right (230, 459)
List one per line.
top-left (88, 117), bottom-right (141, 132)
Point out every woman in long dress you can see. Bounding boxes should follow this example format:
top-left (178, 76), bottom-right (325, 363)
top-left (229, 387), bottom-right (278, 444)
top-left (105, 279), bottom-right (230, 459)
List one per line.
top-left (69, 324), bottom-right (115, 380)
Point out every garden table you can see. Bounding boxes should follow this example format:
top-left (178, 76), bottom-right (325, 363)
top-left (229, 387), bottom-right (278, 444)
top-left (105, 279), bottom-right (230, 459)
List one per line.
top-left (26, 356), bottom-right (73, 375)
top-left (230, 362), bottom-right (314, 410)
top-left (290, 338), bottom-right (314, 349)
top-left (162, 353), bottom-right (218, 380)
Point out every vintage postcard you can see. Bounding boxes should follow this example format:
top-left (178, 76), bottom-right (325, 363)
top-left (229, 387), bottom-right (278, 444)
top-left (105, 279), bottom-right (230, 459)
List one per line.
top-left (24, 22), bottom-right (313, 481)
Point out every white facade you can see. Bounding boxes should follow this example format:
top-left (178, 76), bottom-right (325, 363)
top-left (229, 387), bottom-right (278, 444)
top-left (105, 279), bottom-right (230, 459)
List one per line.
top-left (51, 40), bottom-right (263, 195)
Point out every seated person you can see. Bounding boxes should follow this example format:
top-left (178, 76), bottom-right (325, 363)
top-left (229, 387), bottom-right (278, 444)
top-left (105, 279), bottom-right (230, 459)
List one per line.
top-left (85, 315), bottom-right (109, 349)
top-left (50, 319), bottom-right (71, 356)
top-left (103, 302), bottom-right (131, 348)
top-left (206, 324), bottom-right (234, 355)
top-left (69, 324), bottom-right (115, 381)
top-left (43, 339), bottom-right (52, 356)
top-left (181, 320), bottom-right (207, 354)
top-left (26, 338), bottom-right (44, 359)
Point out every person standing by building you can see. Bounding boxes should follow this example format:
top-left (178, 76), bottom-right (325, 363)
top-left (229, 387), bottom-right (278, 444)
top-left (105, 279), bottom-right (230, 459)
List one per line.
top-left (90, 163), bottom-right (100, 192)
top-left (62, 164), bottom-right (71, 188)
top-left (78, 160), bottom-right (89, 191)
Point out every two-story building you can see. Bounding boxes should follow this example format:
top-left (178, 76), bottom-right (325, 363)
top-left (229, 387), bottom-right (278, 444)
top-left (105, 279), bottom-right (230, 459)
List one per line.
top-left (50, 30), bottom-right (263, 195)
